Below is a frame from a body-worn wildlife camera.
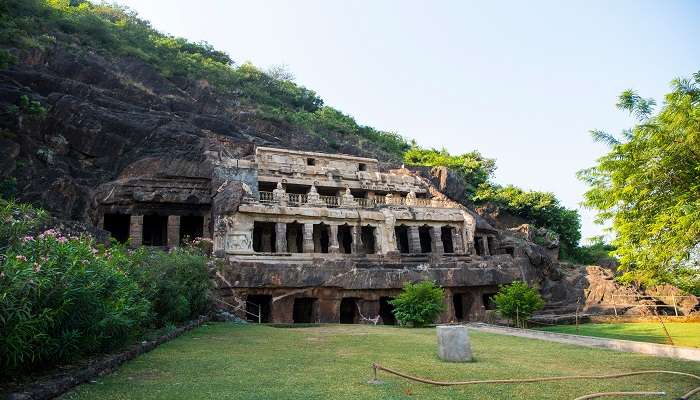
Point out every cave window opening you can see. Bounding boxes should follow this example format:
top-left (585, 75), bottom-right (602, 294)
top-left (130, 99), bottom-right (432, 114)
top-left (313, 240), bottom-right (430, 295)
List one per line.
top-left (286, 222), bottom-right (303, 253)
top-left (246, 295), bottom-right (272, 323)
top-left (419, 225), bottom-right (432, 253)
top-left (253, 221), bottom-right (276, 253)
top-left (441, 226), bottom-right (454, 254)
top-left (142, 214), bottom-right (168, 246)
top-left (360, 226), bottom-right (376, 254)
top-left (313, 223), bottom-right (330, 253)
top-left (307, 158), bottom-right (316, 166)
top-left (394, 225), bottom-right (410, 254)
top-left (487, 236), bottom-right (496, 255)
top-left (293, 297), bottom-right (317, 323)
top-left (482, 293), bottom-right (497, 310)
top-left (379, 297), bottom-right (396, 325)
top-left (453, 293), bottom-right (464, 321)
top-left (358, 163), bottom-right (367, 172)
top-left (180, 215), bottom-right (204, 243)
top-left (103, 213), bottom-right (130, 244)
top-left (337, 224), bottom-right (353, 254)
top-left (339, 298), bottom-right (359, 324)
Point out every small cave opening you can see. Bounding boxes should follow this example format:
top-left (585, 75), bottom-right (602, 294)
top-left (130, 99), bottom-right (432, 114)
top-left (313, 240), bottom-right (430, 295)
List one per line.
top-left (337, 224), bottom-right (353, 254)
top-left (253, 221), bottom-right (276, 252)
top-left (293, 297), bottom-right (317, 323)
top-left (360, 226), bottom-right (376, 254)
top-left (179, 215), bottom-right (204, 243)
top-left (394, 225), bottom-right (410, 253)
top-left (379, 297), bottom-right (396, 325)
top-left (313, 223), bottom-right (330, 253)
top-left (103, 213), bottom-right (130, 244)
top-left (246, 294), bottom-right (272, 323)
top-left (286, 222), bottom-right (303, 253)
top-left (339, 298), bottom-right (359, 324)
top-left (441, 226), bottom-right (454, 253)
top-left (418, 225), bottom-right (432, 253)
top-left (142, 214), bottom-right (168, 246)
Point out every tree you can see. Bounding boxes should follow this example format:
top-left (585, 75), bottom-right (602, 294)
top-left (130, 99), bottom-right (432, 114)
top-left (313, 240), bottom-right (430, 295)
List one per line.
top-left (578, 72), bottom-right (700, 294)
top-left (390, 281), bottom-right (445, 327)
top-left (493, 281), bottom-right (544, 327)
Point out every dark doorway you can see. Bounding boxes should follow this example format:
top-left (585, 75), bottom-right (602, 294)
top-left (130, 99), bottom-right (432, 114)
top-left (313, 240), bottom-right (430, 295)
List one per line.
top-left (487, 236), bottom-right (496, 255)
top-left (483, 293), bottom-right (497, 310)
top-left (253, 221), bottom-right (276, 252)
top-left (337, 224), bottom-right (353, 254)
top-left (180, 215), bottom-right (204, 243)
top-left (246, 295), bottom-right (272, 323)
top-left (379, 297), bottom-right (396, 325)
top-left (313, 223), bottom-right (330, 253)
top-left (293, 297), bottom-right (316, 323)
top-left (360, 226), bottom-right (376, 254)
top-left (339, 298), bottom-right (359, 324)
top-left (286, 222), bottom-right (303, 253)
top-left (395, 225), bottom-right (409, 253)
top-left (142, 214), bottom-right (168, 246)
top-left (441, 226), bottom-right (454, 253)
top-left (475, 237), bottom-right (485, 256)
top-left (419, 225), bottom-right (432, 253)
top-left (453, 293), bottom-right (464, 321)
top-left (103, 213), bottom-right (130, 244)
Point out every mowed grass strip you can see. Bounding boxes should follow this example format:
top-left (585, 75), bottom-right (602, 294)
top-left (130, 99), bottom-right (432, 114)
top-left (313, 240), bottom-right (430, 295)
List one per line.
top-left (62, 323), bottom-right (699, 400)
top-left (538, 322), bottom-right (700, 348)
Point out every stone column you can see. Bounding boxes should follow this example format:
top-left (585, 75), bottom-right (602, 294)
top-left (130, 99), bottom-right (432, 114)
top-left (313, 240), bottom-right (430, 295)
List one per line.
top-left (303, 223), bottom-right (315, 253)
top-left (431, 226), bottom-right (444, 254)
top-left (351, 225), bottom-right (362, 254)
top-left (129, 215), bottom-right (143, 247)
top-left (167, 215), bottom-right (180, 248)
top-left (275, 222), bottom-right (287, 253)
top-left (481, 235), bottom-right (490, 256)
top-left (452, 228), bottom-right (464, 254)
top-left (202, 214), bottom-right (212, 238)
top-left (408, 226), bottom-right (421, 253)
top-left (329, 225), bottom-right (340, 253)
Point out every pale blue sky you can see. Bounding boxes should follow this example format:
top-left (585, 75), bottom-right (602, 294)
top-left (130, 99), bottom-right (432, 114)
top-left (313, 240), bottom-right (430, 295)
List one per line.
top-left (111, 0), bottom-right (700, 242)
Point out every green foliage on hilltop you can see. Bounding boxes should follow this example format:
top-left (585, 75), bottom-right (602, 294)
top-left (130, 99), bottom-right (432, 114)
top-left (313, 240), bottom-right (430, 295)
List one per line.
top-left (403, 148), bottom-right (496, 198)
top-left (579, 71), bottom-right (700, 295)
top-left (474, 184), bottom-right (582, 258)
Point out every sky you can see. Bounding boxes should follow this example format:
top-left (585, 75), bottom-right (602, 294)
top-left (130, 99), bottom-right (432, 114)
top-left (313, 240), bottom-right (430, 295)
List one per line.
top-left (111, 0), bottom-right (700, 242)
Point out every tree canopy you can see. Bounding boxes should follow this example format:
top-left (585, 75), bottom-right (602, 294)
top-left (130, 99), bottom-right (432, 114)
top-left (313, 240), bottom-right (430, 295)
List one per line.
top-left (579, 72), bottom-right (700, 295)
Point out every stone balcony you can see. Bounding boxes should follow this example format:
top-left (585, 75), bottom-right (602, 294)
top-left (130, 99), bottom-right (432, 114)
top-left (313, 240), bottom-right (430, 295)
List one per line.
top-left (255, 191), bottom-right (457, 209)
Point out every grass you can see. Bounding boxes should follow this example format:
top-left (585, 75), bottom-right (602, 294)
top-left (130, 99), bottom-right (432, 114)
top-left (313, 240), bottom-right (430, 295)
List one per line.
top-left (62, 323), bottom-right (698, 400)
top-left (537, 322), bottom-right (700, 348)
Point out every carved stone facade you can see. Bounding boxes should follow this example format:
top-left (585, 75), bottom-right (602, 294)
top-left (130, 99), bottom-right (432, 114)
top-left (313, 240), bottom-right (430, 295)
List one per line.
top-left (94, 145), bottom-right (537, 324)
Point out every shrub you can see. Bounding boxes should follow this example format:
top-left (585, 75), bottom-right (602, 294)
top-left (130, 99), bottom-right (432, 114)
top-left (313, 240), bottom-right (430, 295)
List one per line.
top-left (493, 281), bottom-right (544, 327)
top-left (124, 247), bottom-right (211, 326)
top-left (390, 281), bottom-right (445, 327)
top-left (0, 231), bottom-right (150, 375)
top-left (0, 197), bottom-right (48, 253)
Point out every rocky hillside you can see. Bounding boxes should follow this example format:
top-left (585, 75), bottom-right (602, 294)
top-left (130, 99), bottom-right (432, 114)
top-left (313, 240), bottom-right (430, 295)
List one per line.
top-left (0, 1), bottom-right (411, 221)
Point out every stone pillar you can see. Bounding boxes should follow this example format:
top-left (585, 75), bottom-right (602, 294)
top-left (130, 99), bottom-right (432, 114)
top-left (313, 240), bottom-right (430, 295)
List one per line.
top-left (167, 215), bottom-right (180, 248)
top-left (129, 215), bottom-right (143, 247)
top-left (408, 226), bottom-right (421, 253)
top-left (437, 325), bottom-right (472, 362)
top-left (452, 228), bottom-right (464, 254)
top-left (303, 223), bottom-right (314, 253)
top-left (431, 226), bottom-right (444, 254)
top-left (275, 222), bottom-right (287, 253)
top-left (481, 235), bottom-right (490, 256)
top-left (329, 225), bottom-right (340, 254)
top-left (351, 225), bottom-right (362, 254)
top-left (202, 214), bottom-right (212, 238)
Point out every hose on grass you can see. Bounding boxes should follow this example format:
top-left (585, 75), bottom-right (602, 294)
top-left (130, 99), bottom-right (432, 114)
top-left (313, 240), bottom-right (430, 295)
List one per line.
top-left (573, 392), bottom-right (664, 399)
top-left (371, 363), bottom-right (700, 399)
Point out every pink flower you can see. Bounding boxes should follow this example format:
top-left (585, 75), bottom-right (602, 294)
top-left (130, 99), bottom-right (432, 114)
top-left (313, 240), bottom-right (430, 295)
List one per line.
top-left (22, 236), bottom-right (35, 242)
top-left (15, 255), bottom-right (27, 262)
top-left (57, 236), bottom-right (68, 244)
top-left (33, 263), bottom-right (41, 272)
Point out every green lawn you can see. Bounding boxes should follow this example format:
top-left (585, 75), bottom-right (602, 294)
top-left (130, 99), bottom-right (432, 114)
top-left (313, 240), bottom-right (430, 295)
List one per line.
top-left (537, 322), bottom-right (700, 348)
top-left (62, 323), bottom-right (698, 400)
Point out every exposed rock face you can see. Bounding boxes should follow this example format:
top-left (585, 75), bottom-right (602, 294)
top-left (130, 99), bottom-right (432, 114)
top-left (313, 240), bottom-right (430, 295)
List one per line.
top-left (0, 46), bottom-right (401, 222)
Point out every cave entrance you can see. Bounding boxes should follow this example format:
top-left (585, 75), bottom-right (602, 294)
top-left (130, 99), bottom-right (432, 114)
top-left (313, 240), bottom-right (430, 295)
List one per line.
top-left (180, 215), bottom-right (204, 243)
top-left (253, 221), bottom-right (276, 252)
top-left (441, 226), bottom-right (454, 254)
top-left (360, 226), bottom-right (376, 254)
top-left (419, 225), bottom-right (432, 253)
top-left (293, 297), bottom-right (317, 323)
top-left (286, 222), bottom-right (303, 253)
top-left (339, 298), bottom-right (359, 324)
top-left (337, 224), bottom-right (353, 254)
top-left (142, 214), bottom-right (168, 246)
top-left (475, 237), bottom-right (485, 256)
top-left (483, 293), bottom-right (497, 310)
top-left (394, 225), bottom-right (410, 254)
top-left (379, 297), bottom-right (396, 325)
top-left (313, 223), bottom-right (330, 253)
top-left (246, 295), bottom-right (272, 323)
top-left (103, 213), bottom-right (130, 244)
top-left (453, 293), bottom-right (464, 321)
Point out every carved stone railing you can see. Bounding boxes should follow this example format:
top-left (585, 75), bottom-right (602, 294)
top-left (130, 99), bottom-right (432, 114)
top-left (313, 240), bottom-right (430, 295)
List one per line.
top-left (256, 192), bottom-right (456, 209)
